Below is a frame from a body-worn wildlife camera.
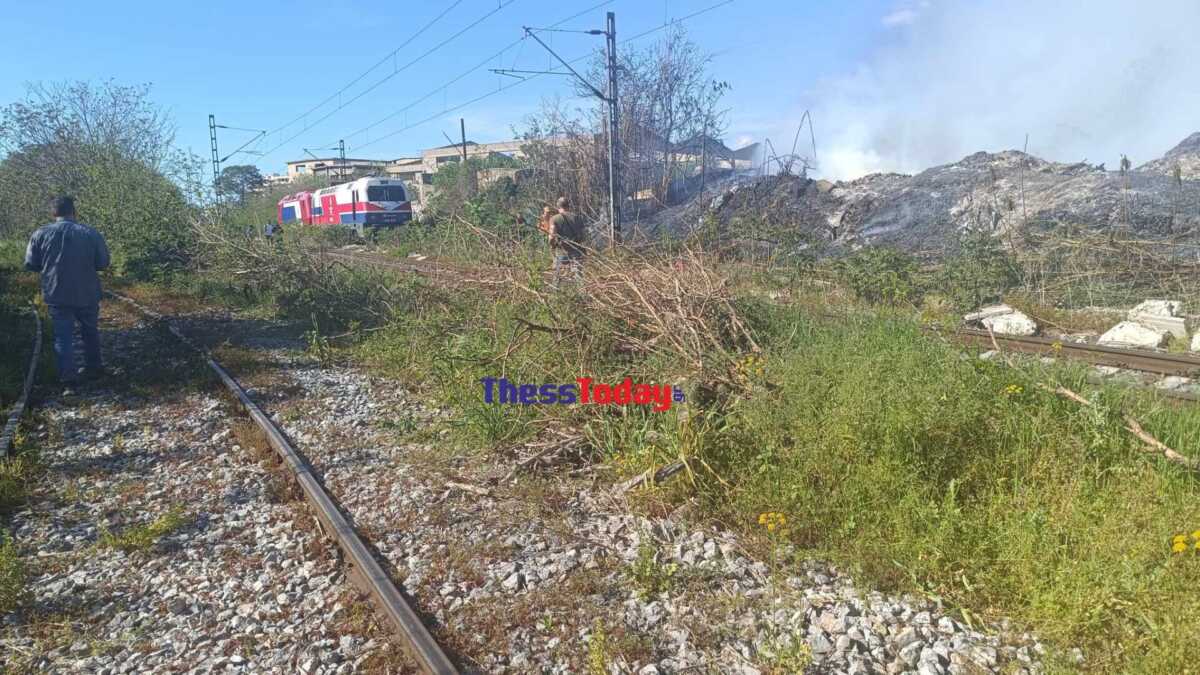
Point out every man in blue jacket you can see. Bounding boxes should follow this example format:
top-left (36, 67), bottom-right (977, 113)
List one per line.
top-left (24, 196), bottom-right (111, 387)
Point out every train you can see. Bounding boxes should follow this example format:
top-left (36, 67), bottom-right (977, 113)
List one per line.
top-left (277, 176), bottom-right (413, 231)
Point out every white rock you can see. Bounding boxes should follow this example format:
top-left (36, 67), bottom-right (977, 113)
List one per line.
top-left (1192, 333), bottom-right (1200, 352)
top-left (1098, 321), bottom-right (1168, 349)
top-left (1155, 376), bottom-right (1192, 391)
top-left (981, 311), bottom-right (1037, 336)
top-left (1128, 299), bottom-right (1182, 318)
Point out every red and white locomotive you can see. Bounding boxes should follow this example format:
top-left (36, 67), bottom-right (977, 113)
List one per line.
top-left (277, 177), bottom-right (413, 231)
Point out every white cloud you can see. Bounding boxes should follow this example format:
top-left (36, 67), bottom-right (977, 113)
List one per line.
top-left (881, 8), bottom-right (918, 27)
top-left (806, 0), bottom-right (1200, 180)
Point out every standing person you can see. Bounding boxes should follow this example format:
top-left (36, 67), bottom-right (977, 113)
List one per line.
top-left (24, 196), bottom-right (111, 390)
top-left (547, 197), bottom-right (586, 280)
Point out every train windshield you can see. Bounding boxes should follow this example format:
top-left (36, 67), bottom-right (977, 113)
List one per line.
top-left (367, 185), bottom-right (406, 202)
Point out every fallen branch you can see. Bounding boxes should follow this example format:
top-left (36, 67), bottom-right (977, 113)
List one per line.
top-left (1039, 383), bottom-right (1197, 469)
top-left (445, 481), bottom-right (492, 497)
top-left (614, 460), bottom-right (689, 494)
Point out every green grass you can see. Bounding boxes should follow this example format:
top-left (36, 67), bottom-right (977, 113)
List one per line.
top-left (701, 308), bottom-right (1200, 673)
top-left (0, 529), bottom-right (25, 614)
top-left (97, 507), bottom-right (189, 553)
top-left (140, 227), bottom-right (1200, 672)
top-left (349, 269), bottom-right (1200, 673)
top-left (0, 454), bottom-right (40, 514)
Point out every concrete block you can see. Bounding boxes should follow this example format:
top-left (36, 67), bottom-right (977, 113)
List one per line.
top-left (964, 304), bottom-right (1016, 322)
top-left (1127, 313), bottom-right (1187, 340)
top-left (1098, 321), bottom-right (1168, 349)
top-left (981, 311), bottom-right (1038, 336)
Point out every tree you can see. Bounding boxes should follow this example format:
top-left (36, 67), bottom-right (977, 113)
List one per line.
top-left (0, 80), bottom-right (198, 278)
top-left (216, 164), bottom-right (264, 203)
top-left (518, 26), bottom-right (729, 226)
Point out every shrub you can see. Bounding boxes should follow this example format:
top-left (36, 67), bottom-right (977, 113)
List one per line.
top-left (936, 229), bottom-right (1020, 309)
top-left (835, 247), bottom-right (921, 306)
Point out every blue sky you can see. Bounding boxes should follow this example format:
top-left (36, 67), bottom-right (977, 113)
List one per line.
top-left (6, 1), bottom-right (1198, 179)
top-left (1, 0), bottom-right (895, 175)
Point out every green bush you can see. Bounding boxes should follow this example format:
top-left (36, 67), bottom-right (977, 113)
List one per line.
top-left (835, 247), bottom-right (921, 306)
top-left (936, 230), bottom-right (1021, 310)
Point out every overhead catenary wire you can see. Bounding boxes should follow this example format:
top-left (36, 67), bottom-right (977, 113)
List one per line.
top-left (332, 0), bottom-right (616, 148)
top-left (349, 0), bottom-right (734, 153)
top-left (263, 1), bottom-right (464, 140)
top-left (263, 1), bottom-right (464, 145)
top-left (258, 0), bottom-right (517, 160)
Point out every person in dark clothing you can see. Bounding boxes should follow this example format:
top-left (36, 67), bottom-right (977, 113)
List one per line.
top-left (24, 196), bottom-right (111, 386)
top-left (548, 196), bottom-right (586, 280)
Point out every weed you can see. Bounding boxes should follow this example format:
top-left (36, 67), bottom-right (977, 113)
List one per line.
top-left (585, 619), bottom-right (611, 675)
top-left (0, 530), bottom-right (26, 613)
top-left (626, 538), bottom-right (679, 601)
top-left (304, 314), bottom-right (334, 365)
top-left (761, 630), bottom-right (813, 675)
top-left (0, 454), bottom-right (40, 513)
top-left (835, 246), bottom-right (921, 306)
top-left (97, 506), bottom-right (189, 553)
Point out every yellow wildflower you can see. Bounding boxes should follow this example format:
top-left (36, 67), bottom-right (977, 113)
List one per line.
top-left (1173, 534), bottom-right (1187, 545)
top-left (1192, 530), bottom-right (1200, 541)
top-left (1003, 384), bottom-right (1023, 396)
top-left (1173, 540), bottom-right (1188, 554)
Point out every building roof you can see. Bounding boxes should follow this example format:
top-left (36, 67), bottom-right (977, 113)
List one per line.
top-left (285, 157), bottom-right (388, 165)
top-left (430, 141), bottom-right (479, 150)
top-left (672, 134), bottom-right (735, 159)
top-left (732, 142), bottom-right (761, 160)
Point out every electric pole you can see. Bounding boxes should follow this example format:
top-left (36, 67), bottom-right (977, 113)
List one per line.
top-left (605, 11), bottom-right (621, 245)
top-left (209, 115), bottom-right (266, 200)
top-left (460, 118), bottom-right (468, 162)
top-left (339, 139), bottom-right (346, 182)
top-left (208, 115), bottom-right (220, 193)
top-left (491, 11), bottom-right (622, 248)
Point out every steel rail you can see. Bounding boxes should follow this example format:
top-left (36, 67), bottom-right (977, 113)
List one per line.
top-left (945, 327), bottom-right (1200, 377)
top-left (107, 292), bottom-right (457, 675)
top-left (1, 305), bottom-right (43, 458)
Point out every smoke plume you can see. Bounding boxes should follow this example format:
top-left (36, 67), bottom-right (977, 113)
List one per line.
top-left (809, 0), bottom-right (1200, 180)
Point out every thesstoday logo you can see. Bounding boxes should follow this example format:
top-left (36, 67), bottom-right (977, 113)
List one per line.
top-left (480, 377), bottom-right (684, 412)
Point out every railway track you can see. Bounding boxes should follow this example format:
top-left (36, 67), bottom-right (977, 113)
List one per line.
top-left (107, 292), bottom-right (458, 675)
top-left (1, 305), bottom-right (42, 458)
top-left (945, 327), bottom-right (1200, 377)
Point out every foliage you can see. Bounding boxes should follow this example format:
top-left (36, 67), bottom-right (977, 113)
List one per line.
top-left (215, 164), bottom-right (264, 204)
top-left (0, 530), bottom-right (25, 614)
top-left (626, 539), bottom-right (679, 600)
top-left (936, 229), bottom-right (1021, 309)
top-left (97, 506), bottom-right (188, 553)
top-left (585, 619), bottom-right (611, 675)
top-left (0, 80), bottom-right (198, 280)
top-left (835, 246), bottom-right (921, 306)
top-left (0, 456), bottom-right (39, 514)
top-left (699, 308), bottom-right (1200, 673)
top-left (427, 154), bottom-right (524, 220)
